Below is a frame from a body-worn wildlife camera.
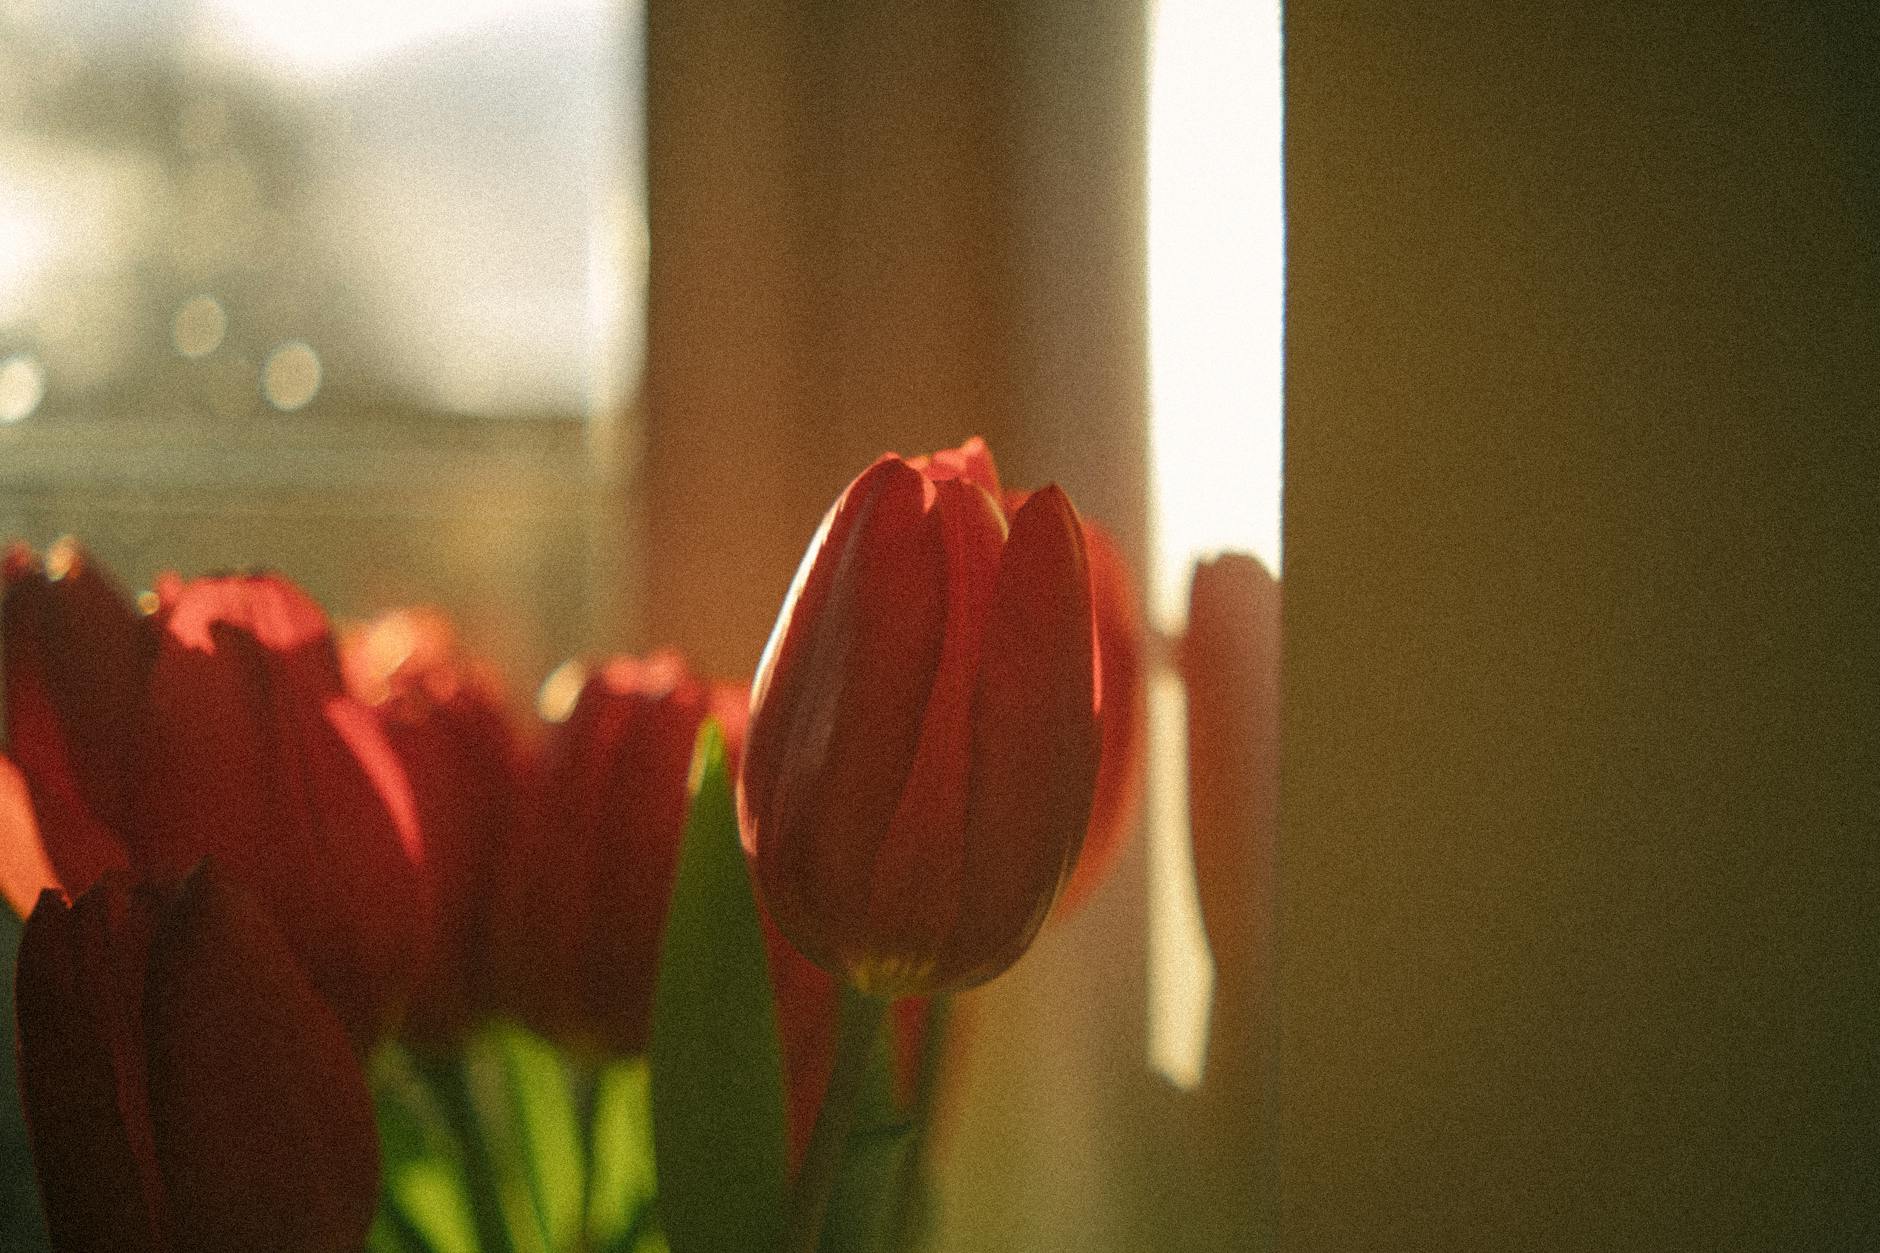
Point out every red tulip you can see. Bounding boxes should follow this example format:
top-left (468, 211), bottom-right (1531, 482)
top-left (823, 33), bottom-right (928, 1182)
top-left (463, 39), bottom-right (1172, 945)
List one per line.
top-left (14, 860), bottom-right (379, 1253)
top-left (0, 542), bottom-right (427, 1047)
top-left (490, 650), bottom-right (747, 1056)
top-left (739, 439), bottom-right (1101, 998)
top-left (341, 607), bottom-right (530, 1050)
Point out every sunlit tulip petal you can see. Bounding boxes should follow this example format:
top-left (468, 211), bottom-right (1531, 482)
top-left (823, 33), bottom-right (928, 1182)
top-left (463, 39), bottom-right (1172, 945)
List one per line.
top-left (908, 434), bottom-right (1004, 499)
top-left (342, 608), bottom-right (528, 1051)
top-left (139, 575), bottom-right (427, 1046)
top-left (945, 484), bottom-right (1099, 986)
top-left (742, 458), bottom-right (953, 979)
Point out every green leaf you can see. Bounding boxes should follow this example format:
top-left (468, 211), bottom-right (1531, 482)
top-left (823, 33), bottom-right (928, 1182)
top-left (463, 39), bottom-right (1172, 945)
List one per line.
top-left (649, 722), bottom-right (790, 1253)
top-left (586, 1058), bottom-right (658, 1252)
top-left (370, 1044), bottom-right (481, 1253)
top-left (367, 1211), bottom-right (425, 1253)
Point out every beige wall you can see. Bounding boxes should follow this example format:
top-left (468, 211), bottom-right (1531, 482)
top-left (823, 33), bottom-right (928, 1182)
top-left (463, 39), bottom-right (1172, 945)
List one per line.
top-left (1279, 4), bottom-right (1880, 1248)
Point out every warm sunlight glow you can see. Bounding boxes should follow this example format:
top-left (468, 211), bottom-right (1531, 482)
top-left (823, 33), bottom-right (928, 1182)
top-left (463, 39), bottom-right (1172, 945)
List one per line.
top-left (1145, 0), bottom-right (1283, 1088)
top-left (0, 199), bottom-right (51, 324)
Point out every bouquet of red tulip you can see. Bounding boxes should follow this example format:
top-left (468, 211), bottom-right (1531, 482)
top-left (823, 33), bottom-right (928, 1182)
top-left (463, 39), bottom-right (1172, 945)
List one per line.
top-left (0, 438), bottom-right (1186, 1253)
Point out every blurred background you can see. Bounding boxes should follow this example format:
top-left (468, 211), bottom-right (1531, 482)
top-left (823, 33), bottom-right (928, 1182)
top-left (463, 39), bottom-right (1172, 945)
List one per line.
top-left (0, 0), bottom-right (1280, 1249)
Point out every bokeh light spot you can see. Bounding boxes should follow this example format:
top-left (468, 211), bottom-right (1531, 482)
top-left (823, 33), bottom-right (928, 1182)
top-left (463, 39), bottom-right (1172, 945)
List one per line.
top-left (0, 354), bottom-right (47, 423)
top-left (262, 340), bottom-right (322, 411)
top-left (44, 537), bottom-right (78, 581)
top-left (172, 294), bottom-right (229, 359)
top-left (537, 659), bottom-right (589, 724)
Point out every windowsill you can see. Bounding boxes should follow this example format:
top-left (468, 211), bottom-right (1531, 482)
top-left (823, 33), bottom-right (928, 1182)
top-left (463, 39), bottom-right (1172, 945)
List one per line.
top-left (0, 412), bottom-right (598, 508)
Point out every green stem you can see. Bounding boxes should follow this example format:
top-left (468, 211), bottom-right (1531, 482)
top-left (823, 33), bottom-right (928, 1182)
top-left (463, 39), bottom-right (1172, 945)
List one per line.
top-left (886, 995), bottom-right (952, 1252)
top-left (783, 985), bottom-right (888, 1253)
top-left (422, 1050), bottom-right (516, 1253)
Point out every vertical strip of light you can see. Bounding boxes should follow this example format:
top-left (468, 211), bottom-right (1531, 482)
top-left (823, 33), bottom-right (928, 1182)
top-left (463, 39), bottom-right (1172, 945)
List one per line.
top-left (1145, 0), bottom-right (1283, 1087)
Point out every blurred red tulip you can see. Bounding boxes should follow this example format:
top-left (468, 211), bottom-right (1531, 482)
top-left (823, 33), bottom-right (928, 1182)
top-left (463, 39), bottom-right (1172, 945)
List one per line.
top-left (1182, 553), bottom-right (1281, 983)
top-left (0, 542), bottom-right (427, 1047)
top-left (341, 607), bottom-right (531, 1051)
top-left (0, 541), bottom-right (146, 901)
top-left (739, 439), bottom-right (1100, 998)
top-left (490, 650), bottom-right (747, 1056)
top-left (14, 860), bottom-right (379, 1253)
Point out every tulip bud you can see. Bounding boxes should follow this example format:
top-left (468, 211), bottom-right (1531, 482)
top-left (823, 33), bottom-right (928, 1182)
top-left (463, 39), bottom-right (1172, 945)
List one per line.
top-left (491, 651), bottom-right (747, 1056)
top-left (341, 608), bottom-right (529, 1050)
top-left (1, 545), bottom-right (428, 1049)
top-left (739, 441), bottom-right (1101, 998)
top-left (143, 573), bottom-right (431, 1046)
top-left (14, 861), bottom-right (379, 1252)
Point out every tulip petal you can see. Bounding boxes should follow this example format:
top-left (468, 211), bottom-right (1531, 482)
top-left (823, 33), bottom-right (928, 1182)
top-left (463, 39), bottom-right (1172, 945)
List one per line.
top-left (490, 662), bottom-right (617, 1045)
top-left (741, 458), bottom-right (950, 974)
top-left (942, 485), bottom-right (1099, 987)
top-left (762, 910), bottom-right (837, 1168)
top-left (2, 544), bottom-right (143, 898)
top-left (15, 881), bottom-right (168, 1252)
top-left (0, 751), bottom-right (67, 917)
top-left (142, 862), bottom-right (380, 1253)
top-left (858, 476), bottom-right (1008, 992)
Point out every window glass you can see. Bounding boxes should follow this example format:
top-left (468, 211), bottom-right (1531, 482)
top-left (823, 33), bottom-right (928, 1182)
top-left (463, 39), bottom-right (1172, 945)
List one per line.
top-left (0, 0), bottom-right (640, 686)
